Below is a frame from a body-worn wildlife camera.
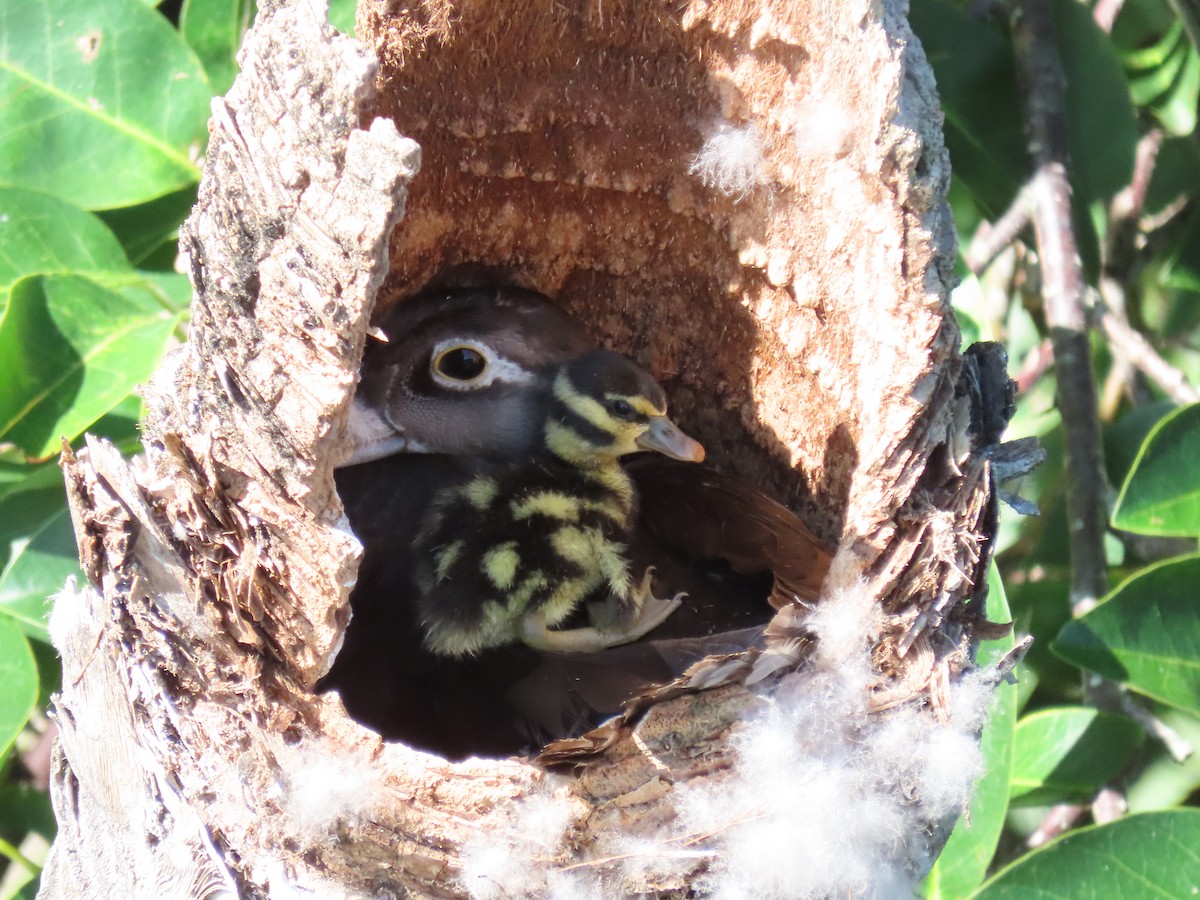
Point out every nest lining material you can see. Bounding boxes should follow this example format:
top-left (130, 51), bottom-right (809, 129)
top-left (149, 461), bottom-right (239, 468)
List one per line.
top-left (40, 0), bottom-right (1007, 897)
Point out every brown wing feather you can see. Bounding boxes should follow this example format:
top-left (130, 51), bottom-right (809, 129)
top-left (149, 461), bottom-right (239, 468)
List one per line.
top-left (627, 456), bottom-right (833, 605)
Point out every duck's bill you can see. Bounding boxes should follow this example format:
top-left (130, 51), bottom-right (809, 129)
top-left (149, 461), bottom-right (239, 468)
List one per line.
top-left (637, 416), bottom-right (705, 463)
top-left (340, 399), bottom-right (426, 467)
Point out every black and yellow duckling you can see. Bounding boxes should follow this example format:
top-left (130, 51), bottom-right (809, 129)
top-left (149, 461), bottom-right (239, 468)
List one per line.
top-left (412, 348), bottom-right (705, 657)
top-left (323, 284), bottom-right (833, 757)
top-left (343, 284), bottom-right (830, 612)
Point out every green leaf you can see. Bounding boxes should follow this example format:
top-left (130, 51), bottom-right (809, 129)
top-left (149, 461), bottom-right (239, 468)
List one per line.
top-left (1104, 401), bottom-right (1177, 492)
top-left (954, 307), bottom-right (983, 349)
top-left (135, 270), bottom-right (193, 314)
top-left (0, 479), bottom-right (79, 642)
top-left (910, 0), bottom-right (1026, 218)
top-left (328, 0), bottom-right (355, 35)
top-left (923, 565), bottom-right (1015, 898)
top-left (1125, 21), bottom-right (1200, 135)
top-left (1005, 578), bottom-right (1074, 699)
top-left (1165, 203), bottom-right (1200, 294)
top-left (180, 0), bottom-right (254, 97)
top-left (1009, 708), bottom-right (1143, 805)
top-left (29, 635), bottom-right (61, 711)
top-left (87, 392), bottom-right (145, 456)
top-left (0, 617), bottom-right (37, 762)
top-left (1052, 554), bottom-right (1200, 714)
top-left (1112, 403), bottom-right (1200, 535)
top-left (1112, 0), bottom-right (1176, 48)
top-left (0, 782), bottom-right (55, 844)
top-left (912, 0), bottom-right (1136, 214)
top-left (971, 810), bottom-right (1200, 898)
top-left (0, 0), bottom-right (210, 209)
top-left (1127, 22), bottom-right (1189, 102)
top-left (1054, 0), bottom-right (1138, 204)
top-left (0, 187), bottom-right (131, 296)
top-left (0, 274), bottom-right (179, 459)
top-left (95, 185), bottom-right (197, 266)
top-left (1128, 708), bottom-right (1200, 813)
top-left (0, 461), bottom-right (62, 505)
top-left (3, 880), bottom-right (40, 900)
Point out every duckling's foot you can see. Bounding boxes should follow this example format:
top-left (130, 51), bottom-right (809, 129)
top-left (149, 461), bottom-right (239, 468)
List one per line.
top-left (522, 579), bottom-right (684, 654)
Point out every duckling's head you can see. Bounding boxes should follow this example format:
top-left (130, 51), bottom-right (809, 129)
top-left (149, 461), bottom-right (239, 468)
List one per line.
top-left (546, 350), bottom-right (705, 467)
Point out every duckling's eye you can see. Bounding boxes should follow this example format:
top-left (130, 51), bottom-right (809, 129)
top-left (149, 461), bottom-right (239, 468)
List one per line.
top-left (434, 346), bottom-right (488, 381)
top-left (607, 398), bottom-right (636, 420)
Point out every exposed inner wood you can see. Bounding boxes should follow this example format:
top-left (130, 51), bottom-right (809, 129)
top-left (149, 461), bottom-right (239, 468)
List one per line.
top-left (360, 0), bottom-right (960, 548)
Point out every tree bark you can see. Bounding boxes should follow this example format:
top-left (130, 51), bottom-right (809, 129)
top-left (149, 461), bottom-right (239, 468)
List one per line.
top-left (41, 1), bottom-right (1011, 897)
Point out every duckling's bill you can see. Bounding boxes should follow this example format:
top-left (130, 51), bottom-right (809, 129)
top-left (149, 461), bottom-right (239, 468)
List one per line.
top-left (637, 416), bottom-right (705, 463)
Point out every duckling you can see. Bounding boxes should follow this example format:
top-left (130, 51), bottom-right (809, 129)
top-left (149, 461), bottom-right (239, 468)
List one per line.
top-left (412, 348), bottom-right (705, 657)
top-left (343, 285), bottom-right (831, 611)
top-left (324, 284), bottom-right (833, 755)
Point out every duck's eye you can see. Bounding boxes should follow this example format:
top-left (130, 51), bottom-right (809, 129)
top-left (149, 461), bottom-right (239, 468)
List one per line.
top-left (434, 346), bottom-right (488, 381)
top-left (607, 398), bottom-right (636, 420)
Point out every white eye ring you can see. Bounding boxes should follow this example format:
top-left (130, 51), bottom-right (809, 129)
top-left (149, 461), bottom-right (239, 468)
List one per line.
top-left (428, 339), bottom-right (537, 391)
top-left (431, 342), bottom-right (490, 387)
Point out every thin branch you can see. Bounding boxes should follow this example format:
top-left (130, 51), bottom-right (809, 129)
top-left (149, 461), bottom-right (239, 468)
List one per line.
top-left (966, 184), bottom-right (1035, 275)
top-left (1110, 130), bottom-right (1163, 227)
top-left (1092, 787), bottom-right (1127, 825)
top-left (1014, 338), bottom-right (1054, 395)
top-left (1028, 804), bottom-right (1084, 848)
top-left (1095, 289), bottom-right (1200, 406)
top-left (1095, 129), bottom-right (1200, 407)
top-left (1099, 354), bottom-right (1135, 421)
top-left (1141, 193), bottom-right (1190, 233)
top-left (1010, 0), bottom-right (1110, 613)
top-left (1120, 694), bottom-right (1195, 763)
top-left (1093, 0), bottom-right (1126, 32)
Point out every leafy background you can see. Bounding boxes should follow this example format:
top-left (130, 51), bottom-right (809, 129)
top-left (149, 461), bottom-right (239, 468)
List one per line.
top-left (0, 0), bottom-right (1198, 896)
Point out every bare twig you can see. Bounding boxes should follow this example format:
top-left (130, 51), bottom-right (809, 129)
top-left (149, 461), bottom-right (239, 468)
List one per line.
top-left (1142, 194), bottom-right (1190, 233)
top-left (1093, 0), bottom-right (1126, 32)
top-left (1110, 130), bottom-right (1163, 227)
top-left (1099, 355), bottom-right (1135, 421)
top-left (1030, 786), bottom-right (1126, 848)
top-left (1095, 290), bottom-right (1200, 406)
top-left (966, 184), bottom-right (1035, 275)
top-left (1014, 338), bottom-right (1054, 395)
top-left (998, 83), bottom-right (1193, 837)
top-left (1010, 0), bottom-right (1110, 614)
top-left (1092, 787), bottom-right (1127, 825)
top-left (1028, 804), bottom-right (1084, 848)
top-left (1097, 129), bottom-right (1200, 407)
top-left (1120, 694), bottom-right (1195, 763)
top-left (1009, 2), bottom-right (1136, 831)
top-left (978, 244), bottom-right (1020, 335)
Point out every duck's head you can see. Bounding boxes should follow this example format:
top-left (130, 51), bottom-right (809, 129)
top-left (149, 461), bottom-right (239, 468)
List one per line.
top-left (347, 286), bottom-right (594, 465)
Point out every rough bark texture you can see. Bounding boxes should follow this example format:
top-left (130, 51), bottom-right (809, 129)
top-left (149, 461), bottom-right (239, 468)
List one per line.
top-left (41, 0), bottom-right (1006, 897)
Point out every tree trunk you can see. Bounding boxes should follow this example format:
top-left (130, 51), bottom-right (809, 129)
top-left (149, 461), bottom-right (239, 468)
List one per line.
top-left (41, 0), bottom-right (1013, 897)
